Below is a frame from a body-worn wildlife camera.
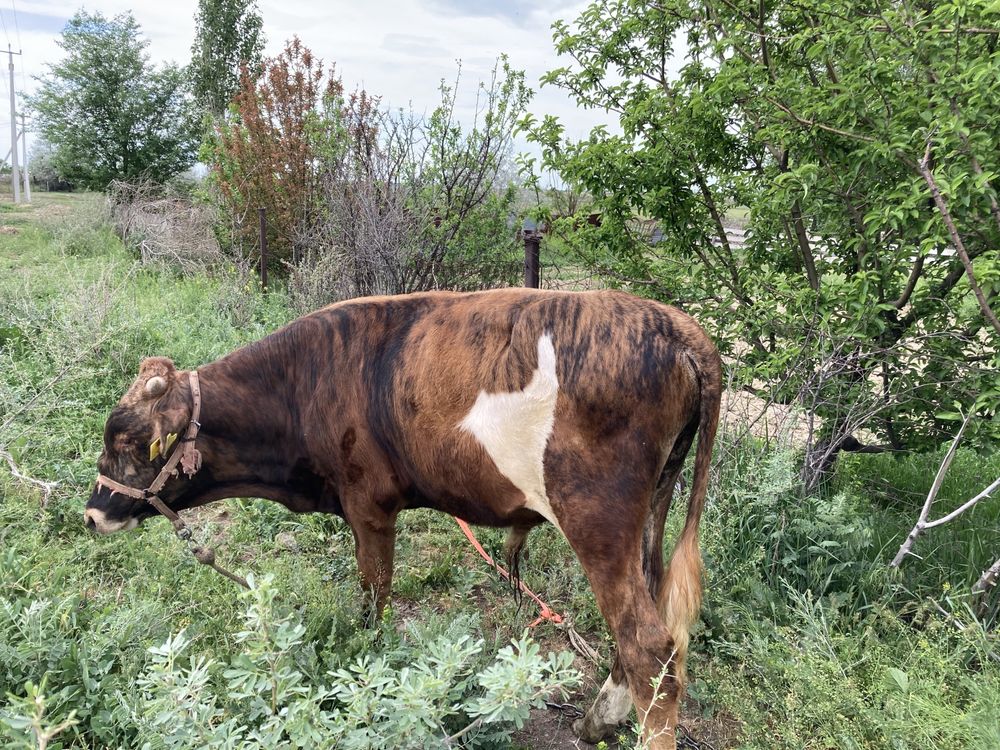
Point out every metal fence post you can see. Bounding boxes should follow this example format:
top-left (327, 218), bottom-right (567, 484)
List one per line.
top-left (524, 231), bottom-right (540, 289)
top-left (258, 207), bottom-right (268, 290)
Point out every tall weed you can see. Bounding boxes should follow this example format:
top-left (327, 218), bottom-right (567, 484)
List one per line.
top-left (694, 437), bottom-right (999, 749)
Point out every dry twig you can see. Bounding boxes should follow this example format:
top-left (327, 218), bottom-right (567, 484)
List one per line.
top-left (0, 446), bottom-right (58, 506)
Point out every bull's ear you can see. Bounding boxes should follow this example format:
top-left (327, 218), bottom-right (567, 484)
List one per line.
top-left (138, 357), bottom-right (176, 399)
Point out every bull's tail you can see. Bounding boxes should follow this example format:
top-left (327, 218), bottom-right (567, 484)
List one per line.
top-left (659, 348), bottom-right (721, 681)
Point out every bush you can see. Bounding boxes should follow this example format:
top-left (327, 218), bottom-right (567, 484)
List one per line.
top-left (291, 60), bottom-right (527, 308)
top-left (0, 571), bottom-right (579, 749)
top-left (708, 593), bottom-right (1000, 750)
top-left (207, 37), bottom-right (331, 268)
top-left (690, 436), bottom-right (1000, 750)
top-left (107, 179), bottom-right (226, 273)
top-left (205, 39), bottom-right (527, 310)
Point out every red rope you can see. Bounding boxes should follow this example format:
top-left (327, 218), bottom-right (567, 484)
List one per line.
top-left (454, 517), bottom-right (564, 627)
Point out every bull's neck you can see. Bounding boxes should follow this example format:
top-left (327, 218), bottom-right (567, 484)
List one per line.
top-left (193, 325), bottom-right (314, 486)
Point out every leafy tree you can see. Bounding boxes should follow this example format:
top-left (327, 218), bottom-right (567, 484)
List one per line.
top-left (27, 11), bottom-right (199, 191)
top-left (28, 140), bottom-right (73, 191)
top-left (525, 0), bottom-right (1000, 482)
top-left (190, 0), bottom-right (265, 117)
top-left (207, 37), bottom-right (336, 265)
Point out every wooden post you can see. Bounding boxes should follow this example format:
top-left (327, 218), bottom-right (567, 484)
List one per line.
top-left (258, 207), bottom-right (268, 290)
top-left (524, 231), bottom-right (540, 289)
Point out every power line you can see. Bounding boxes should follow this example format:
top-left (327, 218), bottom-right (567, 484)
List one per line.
top-left (0, 8), bottom-right (9, 51)
top-left (9, 0), bottom-right (19, 48)
top-left (9, 0), bottom-right (24, 92)
top-left (0, 11), bottom-right (9, 107)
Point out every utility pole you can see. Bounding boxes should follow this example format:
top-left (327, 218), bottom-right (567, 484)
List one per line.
top-left (19, 113), bottom-right (29, 202)
top-left (7, 47), bottom-right (21, 203)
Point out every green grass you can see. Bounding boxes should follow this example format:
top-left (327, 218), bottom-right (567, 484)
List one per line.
top-left (694, 445), bottom-right (999, 749)
top-left (1, 194), bottom-right (997, 748)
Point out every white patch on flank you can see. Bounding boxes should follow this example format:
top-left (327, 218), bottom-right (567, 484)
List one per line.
top-left (459, 333), bottom-right (562, 532)
top-left (84, 508), bottom-right (139, 535)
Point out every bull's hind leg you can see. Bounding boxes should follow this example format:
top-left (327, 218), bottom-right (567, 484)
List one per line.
top-left (574, 429), bottom-right (696, 744)
top-left (573, 659), bottom-right (631, 744)
top-left (558, 494), bottom-right (684, 750)
top-left (572, 482), bottom-right (677, 742)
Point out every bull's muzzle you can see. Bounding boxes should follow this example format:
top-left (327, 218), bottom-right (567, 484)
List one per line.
top-left (83, 507), bottom-right (138, 535)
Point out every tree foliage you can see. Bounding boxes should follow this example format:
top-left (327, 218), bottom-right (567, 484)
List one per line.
top-left (207, 37), bottom-right (336, 266)
top-left (190, 0), bottom-right (265, 117)
top-left (28, 140), bottom-right (73, 191)
top-left (28, 11), bottom-right (199, 190)
top-left (525, 0), bottom-right (1000, 473)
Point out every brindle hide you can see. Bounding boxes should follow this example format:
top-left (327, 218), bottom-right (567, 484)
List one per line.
top-left (85, 288), bottom-right (721, 750)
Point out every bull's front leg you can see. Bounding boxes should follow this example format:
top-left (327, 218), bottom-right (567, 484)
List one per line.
top-left (345, 507), bottom-right (397, 621)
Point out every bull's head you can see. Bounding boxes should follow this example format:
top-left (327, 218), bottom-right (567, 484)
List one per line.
top-left (85, 356), bottom-right (196, 534)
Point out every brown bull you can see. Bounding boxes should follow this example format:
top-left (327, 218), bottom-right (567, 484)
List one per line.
top-left (85, 288), bottom-right (721, 749)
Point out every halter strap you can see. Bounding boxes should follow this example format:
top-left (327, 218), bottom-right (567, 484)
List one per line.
top-left (96, 370), bottom-right (202, 515)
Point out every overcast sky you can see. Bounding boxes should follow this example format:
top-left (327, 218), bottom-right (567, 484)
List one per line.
top-left (2, 0), bottom-right (624, 180)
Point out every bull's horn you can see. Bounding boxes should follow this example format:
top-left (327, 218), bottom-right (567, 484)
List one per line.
top-left (145, 376), bottom-right (167, 397)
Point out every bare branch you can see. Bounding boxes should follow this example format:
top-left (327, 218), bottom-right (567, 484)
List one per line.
top-left (923, 477), bottom-right (1000, 530)
top-left (890, 414), bottom-right (979, 567)
top-left (918, 141), bottom-right (1000, 337)
top-left (0, 446), bottom-right (58, 507)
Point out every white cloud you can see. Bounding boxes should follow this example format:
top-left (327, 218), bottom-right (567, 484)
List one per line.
top-left (5, 0), bottom-right (624, 182)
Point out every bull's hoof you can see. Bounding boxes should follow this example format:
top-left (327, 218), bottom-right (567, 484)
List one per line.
top-left (573, 715), bottom-right (615, 745)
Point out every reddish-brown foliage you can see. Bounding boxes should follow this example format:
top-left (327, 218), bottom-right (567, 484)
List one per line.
top-left (210, 37), bottom-right (341, 266)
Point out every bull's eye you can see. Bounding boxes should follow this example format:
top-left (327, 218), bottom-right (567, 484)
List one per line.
top-left (112, 433), bottom-right (134, 454)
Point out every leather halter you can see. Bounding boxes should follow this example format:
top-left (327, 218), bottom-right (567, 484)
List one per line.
top-left (96, 370), bottom-right (203, 536)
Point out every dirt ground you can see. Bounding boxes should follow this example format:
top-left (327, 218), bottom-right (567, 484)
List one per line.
top-left (512, 694), bottom-right (741, 749)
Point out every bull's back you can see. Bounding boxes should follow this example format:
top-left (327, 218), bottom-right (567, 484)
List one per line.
top-left (323, 288), bottom-right (707, 391)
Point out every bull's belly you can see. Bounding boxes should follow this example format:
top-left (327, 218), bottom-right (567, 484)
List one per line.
top-left (405, 487), bottom-right (549, 529)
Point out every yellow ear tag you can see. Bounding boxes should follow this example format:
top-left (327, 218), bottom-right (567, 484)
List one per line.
top-left (149, 433), bottom-right (178, 462)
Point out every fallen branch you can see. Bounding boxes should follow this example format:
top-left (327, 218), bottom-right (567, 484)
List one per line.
top-left (973, 557), bottom-right (1000, 596)
top-left (890, 414), bottom-right (969, 567)
top-left (0, 446), bottom-right (58, 507)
